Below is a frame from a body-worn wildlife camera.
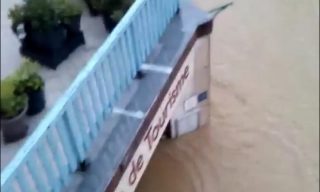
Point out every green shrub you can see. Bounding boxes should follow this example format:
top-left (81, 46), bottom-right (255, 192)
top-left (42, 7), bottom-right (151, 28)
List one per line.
top-left (101, 0), bottom-right (121, 13)
top-left (0, 77), bottom-right (27, 119)
top-left (16, 58), bottom-right (40, 76)
top-left (15, 73), bottom-right (44, 94)
top-left (23, 0), bottom-right (59, 31)
top-left (15, 58), bottom-right (44, 94)
top-left (53, 0), bottom-right (82, 23)
top-left (8, 4), bottom-right (25, 32)
top-left (8, 0), bottom-right (83, 32)
top-left (90, 0), bottom-right (102, 10)
top-left (111, 9), bottom-right (125, 22)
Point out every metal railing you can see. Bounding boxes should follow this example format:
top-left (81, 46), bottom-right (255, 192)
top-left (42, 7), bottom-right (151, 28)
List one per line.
top-left (1, 0), bottom-right (179, 191)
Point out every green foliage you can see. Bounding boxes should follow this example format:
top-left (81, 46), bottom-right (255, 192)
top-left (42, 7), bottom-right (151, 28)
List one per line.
top-left (1, 58), bottom-right (44, 119)
top-left (8, 0), bottom-right (83, 31)
top-left (116, 0), bottom-right (133, 19)
top-left (15, 73), bottom-right (44, 94)
top-left (111, 9), bottom-right (125, 22)
top-left (23, 0), bottom-right (59, 31)
top-left (101, 0), bottom-right (122, 13)
top-left (52, 0), bottom-right (82, 23)
top-left (8, 4), bottom-right (25, 31)
top-left (16, 58), bottom-right (40, 76)
top-left (15, 58), bottom-right (44, 94)
top-left (90, 0), bottom-right (103, 10)
top-left (1, 77), bottom-right (27, 119)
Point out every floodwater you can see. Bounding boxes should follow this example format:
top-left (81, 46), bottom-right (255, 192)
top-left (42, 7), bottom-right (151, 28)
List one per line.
top-left (137, 0), bottom-right (319, 192)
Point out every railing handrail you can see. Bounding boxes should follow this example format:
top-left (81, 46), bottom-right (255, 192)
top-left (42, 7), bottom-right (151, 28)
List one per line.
top-left (1, 0), bottom-right (180, 190)
top-left (1, 0), bottom-right (147, 185)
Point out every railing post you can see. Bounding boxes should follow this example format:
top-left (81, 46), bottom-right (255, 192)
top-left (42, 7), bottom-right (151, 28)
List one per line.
top-left (78, 159), bottom-right (90, 172)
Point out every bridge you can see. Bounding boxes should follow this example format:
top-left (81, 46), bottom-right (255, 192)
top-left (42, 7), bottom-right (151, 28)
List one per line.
top-left (1, 0), bottom-right (231, 191)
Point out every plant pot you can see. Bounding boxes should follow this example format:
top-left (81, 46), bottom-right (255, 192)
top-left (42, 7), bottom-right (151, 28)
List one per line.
top-left (84, 0), bottom-right (100, 16)
top-left (20, 26), bottom-right (85, 70)
top-left (1, 104), bottom-right (28, 143)
top-left (66, 31), bottom-right (85, 54)
top-left (27, 89), bottom-right (46, 116)
top-left (63, 14), bottom-right (82, 34)
top-left (20, 42), bottom-right (70, 69)
top-left (102, 14), bottom-right (118, 32)
top-left (24, 25), bottom-right (67, 51)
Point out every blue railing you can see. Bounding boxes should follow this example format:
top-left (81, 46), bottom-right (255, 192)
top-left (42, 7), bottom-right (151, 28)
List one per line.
top-left (1, 0), bottom-right (179, 191)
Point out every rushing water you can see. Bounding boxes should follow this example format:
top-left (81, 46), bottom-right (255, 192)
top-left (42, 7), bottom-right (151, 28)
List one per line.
top-left (137, 0), bottom-right (319, 191)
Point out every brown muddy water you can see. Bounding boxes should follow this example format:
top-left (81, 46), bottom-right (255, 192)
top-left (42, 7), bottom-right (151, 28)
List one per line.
top-left (137, 0), bottom-right (319, 192)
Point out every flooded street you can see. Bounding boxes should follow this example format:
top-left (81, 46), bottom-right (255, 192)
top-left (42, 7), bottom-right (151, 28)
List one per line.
top-left (137, 0), bottom-right (319, 191)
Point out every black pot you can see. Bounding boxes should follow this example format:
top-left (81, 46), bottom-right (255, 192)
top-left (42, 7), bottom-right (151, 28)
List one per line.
top-left (24, 25), bottom-right (67, 51)
top-left (1, 104), bottom-right (28, 143)
top-left (20, 30), bottom-right (85, 70)
top-left (102, 14), bottom-right (118, 32)
top-left (20, 43), bottom-right (70, 69)
top-left (63, 14), bottom-right (82, 34)
top-left (84, 0), bottom-right (100, 16)
top-left (66, 31), bottom-right (85, 54)
top-left (27, 89), bottom-right (46, 116)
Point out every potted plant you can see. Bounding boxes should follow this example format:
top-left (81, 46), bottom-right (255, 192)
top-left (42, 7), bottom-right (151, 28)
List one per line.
top-left (100, 0), bottom-right (133, 32)
top-left (54, 0), bottom-right (83, 34)
top-left (15, 58), bottom-right (46, 116)
top-left (8, 0), bottom-right (85, 69)
top-left (19, 0), bottom-right (66, 50)
top-left (1, 77), bottom-right (29, 143)
top-left (103, 9), bottom-right (125, 31)
top-left (53, 0), bottom-right (85, 54)
top-left (84, 0), bottom-right (101, 16)
top-left (8, 4), bottom-right (25, 34)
